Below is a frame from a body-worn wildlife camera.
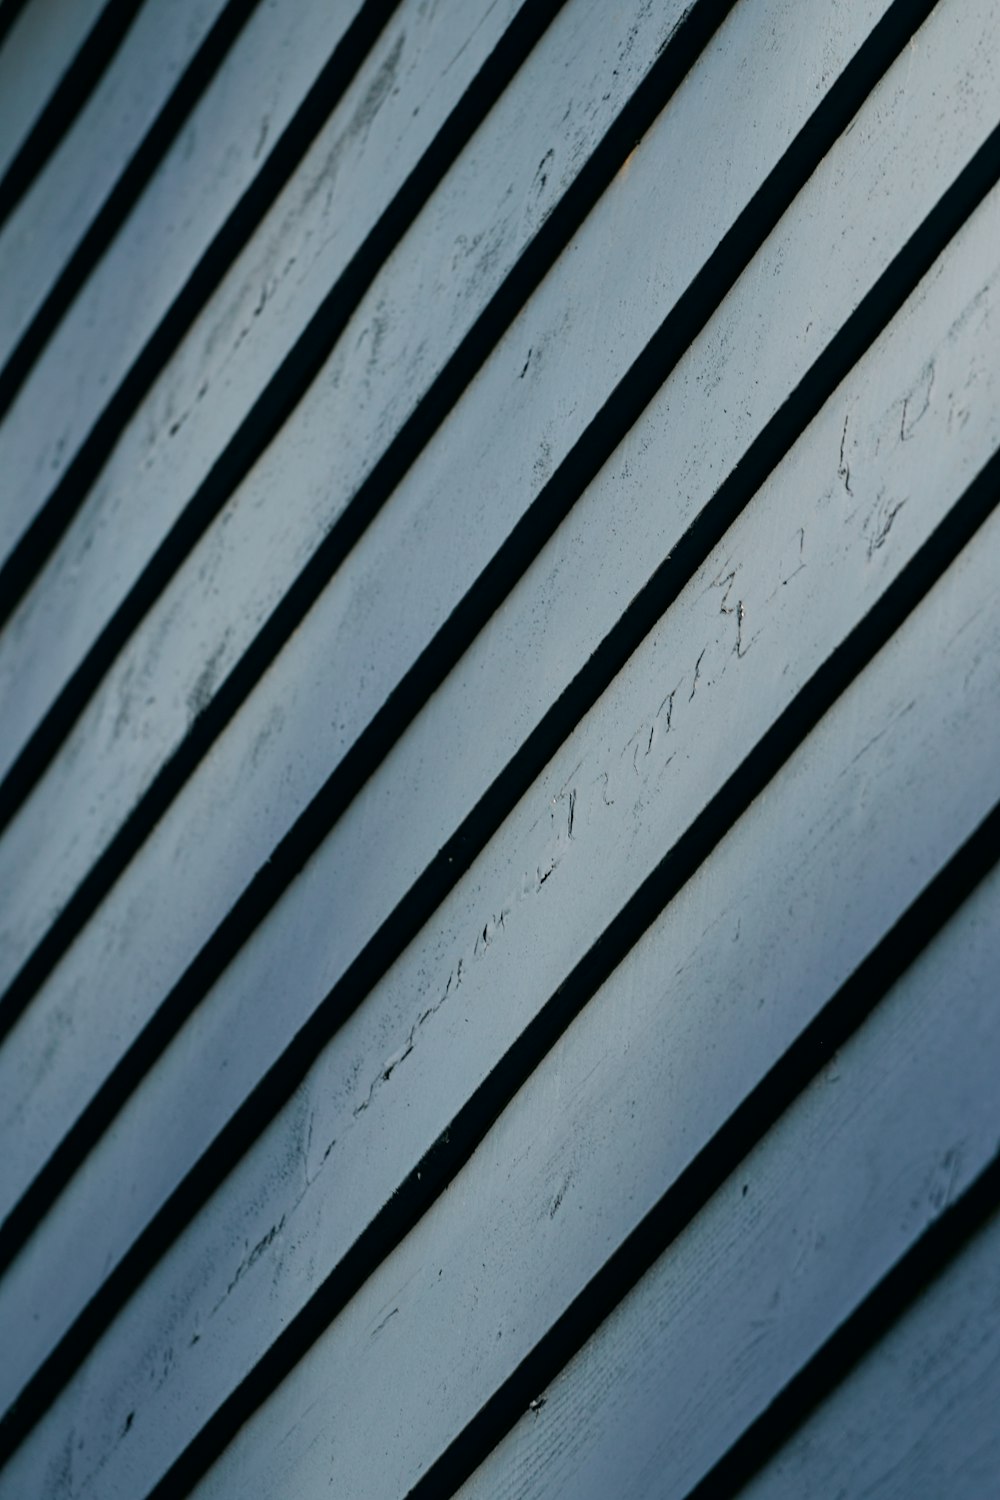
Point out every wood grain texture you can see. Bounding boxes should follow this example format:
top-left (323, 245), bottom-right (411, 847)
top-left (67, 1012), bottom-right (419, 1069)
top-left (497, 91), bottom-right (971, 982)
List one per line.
top-left (0, 0), bottom-right (231, 394)
top-left (156, 512), bottom-right (1000, 1500)
top-left (6, 136), bottom-right (1000, 1500)
top-left (0, 0), bottom-right (367, 568)
top-left (0, 0), bottom-right (991, 1334)
top-left (0, 0), bottom-right (708, 1005)
top-left (456, 855), bottom-right (1000, 1500)
top-left (0, 0), bottom-right (921, 1214)
top-left (0, 0), bottom-right (519, 792)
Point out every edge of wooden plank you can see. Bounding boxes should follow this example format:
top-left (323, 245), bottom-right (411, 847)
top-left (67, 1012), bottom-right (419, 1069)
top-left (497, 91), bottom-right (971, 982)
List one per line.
top-left (0, 0), bottom-right (405, 629)
top-left (0, 0), bottom-right (934, 1079)
top-left (3, 232), bottom-right (997, 1477)
top-left (0, 0), bottom-right (145, 230)
top-left (410, 805), bottom-right (1000, 1500)
top-left (0, 0), bottom-right (263, 426)
top-left (684, 1150), bottom-right (1000, 1500)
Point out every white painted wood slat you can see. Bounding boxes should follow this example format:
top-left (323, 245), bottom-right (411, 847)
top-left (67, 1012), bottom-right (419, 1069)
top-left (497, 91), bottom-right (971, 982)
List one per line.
top-left (0, 0), bottom-right (521, 792)
top-left (458, 859), bottom-right (1000, 1500)
top-left (0, 0), bottom-right (931, 1215)
top-left (5, 128), bottom-right (1000, 1499)
top-left (0, 0), bottom-right (993, 1321)
top-left (0, 0), bottom-right (106, 187)
top-left (0, 0), bottom-right (372, 571)
top-left (738, 1177), bottom-right (1000, 1500)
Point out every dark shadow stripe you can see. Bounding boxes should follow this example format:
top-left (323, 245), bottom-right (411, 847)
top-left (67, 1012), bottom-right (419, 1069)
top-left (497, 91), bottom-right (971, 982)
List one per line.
top-left (684, 1154), bottom-right (1000, 1499)
top-left (2, 38), bottom-right (991, 1476)
top-left (0, 0), bottom-right (145, 231)
top-left (0, 0), bottom-right (933, 1050)
top-left (0, 0), bottom-right (741, 1029)
top-left (409, 771), bottom-right (1000, 1499)
top-left (0, 0), bottom-right (262, 426)
top-left (0, 0), bottom-right (580, 832)
top-left (0, 0), bottom-right (402, 632)
top-left (158, 503), bottom-right (1000, 1498)
top-left (0, 0), bottom-right (30, 54)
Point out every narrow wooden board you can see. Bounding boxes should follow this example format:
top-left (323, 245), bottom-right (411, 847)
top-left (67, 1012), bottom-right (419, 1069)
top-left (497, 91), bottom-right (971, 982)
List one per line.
top-left (5, 155), bottom-right (1000, 1500)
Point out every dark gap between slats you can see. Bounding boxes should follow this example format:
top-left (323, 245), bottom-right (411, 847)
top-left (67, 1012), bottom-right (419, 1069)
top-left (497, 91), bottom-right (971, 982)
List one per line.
top-left (0, 0), bottom-right (264, 427)
top-left (0, 0), bottom-right (30, 54)
top-left (0, 0), bottom-right (405, 630)
top-left (0, 0), bottom-right (145, 231)
top-left (683, 1151), bottom-right (1000, 1499)
top-left (169, 446), bottom-right (1000, 1499)
top-left (409, 687), bottom-right (1000, 1499)
top-left (0, 0), bottom-right (930, 1061)
top-left (0, 0), bottom-right (741, 1044)
top-left (0, 2), bottom-right (976, 1472)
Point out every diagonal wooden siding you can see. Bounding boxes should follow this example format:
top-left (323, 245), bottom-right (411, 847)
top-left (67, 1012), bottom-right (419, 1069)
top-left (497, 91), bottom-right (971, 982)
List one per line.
top-left (1, 1), bottom-right (998, 1496)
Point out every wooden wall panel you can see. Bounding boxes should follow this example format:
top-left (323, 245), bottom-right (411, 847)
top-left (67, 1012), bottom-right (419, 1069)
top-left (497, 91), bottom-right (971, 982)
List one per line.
top-left (0, 0), bottom-right (926, 1224)
top-left (0, 0), bottom-right (991, 1340)
top-left (0, 0), bottom-right (108, 189)
top-left (0, 0), bottom-right (378, 560)
top-left (0, 0), bottom-right (713, 1006)
top-left (0, 0), bottom-right (520, 790)
top-left (1, 0), bottom-right (998, 1497)
top-left (457, 854), bottom-right (1000, 1500)
top-left (0, 0), bottom-right (229, 381)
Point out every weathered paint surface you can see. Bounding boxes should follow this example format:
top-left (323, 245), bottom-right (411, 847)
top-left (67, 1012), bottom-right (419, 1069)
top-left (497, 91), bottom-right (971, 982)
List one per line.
top-left (0, 0), bottom-right (522, 789)
top-left (0, 0), bottom-right (934, 1208)
top-left (2, 0), bottom-right (999, 1497)
top-left (0, 0), bottom-right (370, 563)
top-left (6, 102), bottom-right (1000, 1500)
top-left (0, 0), bottom-right (229, 380)
top-left (0, 0), bottom-right (993, 1296)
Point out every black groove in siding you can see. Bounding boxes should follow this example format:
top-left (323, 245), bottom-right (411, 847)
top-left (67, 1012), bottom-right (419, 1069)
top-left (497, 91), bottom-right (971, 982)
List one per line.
top-left (0, 0), bottom-right (930, 1068)
top-left (0, 0), bottom-right (742, 1033)
top-left (0, 0), bottom-right (262, 427)
top-left (3, 124), bottom-right (996, 1474)
top-left (0, 0), bottom-right (30, 53)
top-left (0, 0), bottom-right (145, 231)
top-left (0, 0), bottom-right (957, 1345)
top-left (0, 0), bottom-right (403, 633)
top-left (407, 802), bottom-right (1000, 1500)
top-left (152, 628), bottom-right (1000, 1498)
top-left (683, 1150), bottom-right (1000, 1500)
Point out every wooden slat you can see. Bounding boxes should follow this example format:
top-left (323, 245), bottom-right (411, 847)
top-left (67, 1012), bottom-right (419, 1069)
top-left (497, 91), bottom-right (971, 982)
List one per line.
top-left (10, 466), bottom-right (994, 1500)
top-left (0, 0), bottom-right (108, 194)
top-left (0, 0), bottom-right (376, 566)
top-left (0, 0), bottom-right (927, 1196)
top-left (5, 116), bottom-right (1000, 1494)
top-left (0, 0), bottom-right (520, 795)
top-left (0, 0), bottom-right (236, 390)
top-left (0, 0), bottom-right (987, 1304)
top-left (456, 855), bottom-right (1000, 1500)
top-left (732, 1183), bottom-right (1000, 1500)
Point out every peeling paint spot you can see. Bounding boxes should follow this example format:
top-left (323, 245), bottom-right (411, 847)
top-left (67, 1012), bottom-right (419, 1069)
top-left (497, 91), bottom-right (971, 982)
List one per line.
top-left (838, 412), bottom-right (853, 495)
top-left (900, 359), bottom-right (935, 441)
top-left (371, 1306), bottom-right (399, 1339)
